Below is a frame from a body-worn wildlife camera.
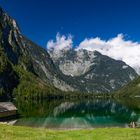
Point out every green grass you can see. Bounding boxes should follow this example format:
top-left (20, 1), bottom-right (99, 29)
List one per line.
top-left (0, 124), bottom-right (140, 140)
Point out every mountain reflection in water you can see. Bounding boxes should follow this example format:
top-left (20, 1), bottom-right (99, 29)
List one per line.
top-left (14, 98), bottom-right (140, 129)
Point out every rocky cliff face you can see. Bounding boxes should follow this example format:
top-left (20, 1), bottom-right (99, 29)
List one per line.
top-left (49, 48), bottom-right (138, 93)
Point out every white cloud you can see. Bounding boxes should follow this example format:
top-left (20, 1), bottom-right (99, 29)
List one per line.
top-left (47, 33), bottom-right (140, 74)
top-left (76, 34), bottom-right (140, 74)
top-left (47, 33), bottom-right (73, 52)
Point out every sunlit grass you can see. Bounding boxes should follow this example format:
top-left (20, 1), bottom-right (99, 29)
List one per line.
top-left (0, 124), bottom-right (140, 140)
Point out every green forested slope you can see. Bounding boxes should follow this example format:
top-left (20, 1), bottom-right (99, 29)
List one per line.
top-left (116, 76), bottom-right (140, 97)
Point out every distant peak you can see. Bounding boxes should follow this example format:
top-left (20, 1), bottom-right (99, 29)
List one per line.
top-left (0, 6), bottom-right (21, 33)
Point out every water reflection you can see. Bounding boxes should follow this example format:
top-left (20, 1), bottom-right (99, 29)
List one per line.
top-left (14, 98), bottom-right (140, 129)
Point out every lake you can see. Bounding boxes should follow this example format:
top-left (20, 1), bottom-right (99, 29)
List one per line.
top-left (7, 98), bottom-right (140, 129)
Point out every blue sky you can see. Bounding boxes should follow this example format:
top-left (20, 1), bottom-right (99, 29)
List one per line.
top-left (1, 0), bottom-right (140, 47)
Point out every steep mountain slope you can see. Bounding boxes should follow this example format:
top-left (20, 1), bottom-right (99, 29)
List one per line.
top-left (49, 49), bottom-right (138, 93)
top-left (0, 49), bottom-right (19, 99)
top-left (0, 7), bottom-right (76, 99)
top-left (116, 76), bottom-right (140, 97)
top-left (0, 6), bottom-right (74, 93)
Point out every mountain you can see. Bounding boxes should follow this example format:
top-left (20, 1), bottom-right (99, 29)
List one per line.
top-left (0, 7), bottom-right (76, 100)
top-left (1, 7), bottom-right (76, 91)
top-left (0, 7), bottom-right (138, 99)
top-left (116, 76), bottom-right (140, 97)
top-left (49, 48), bottom-right (138, 93)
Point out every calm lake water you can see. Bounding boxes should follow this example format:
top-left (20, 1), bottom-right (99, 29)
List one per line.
top-left (13, 98), bottom-right (140, 129)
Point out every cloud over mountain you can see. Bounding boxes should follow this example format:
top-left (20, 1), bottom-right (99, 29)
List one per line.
top-left (77, 34), bottom-right (140, 74)
top-left (47, 33), bottom-right (73, 52)
top-left (47, 33), bottom-right (140, 74)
